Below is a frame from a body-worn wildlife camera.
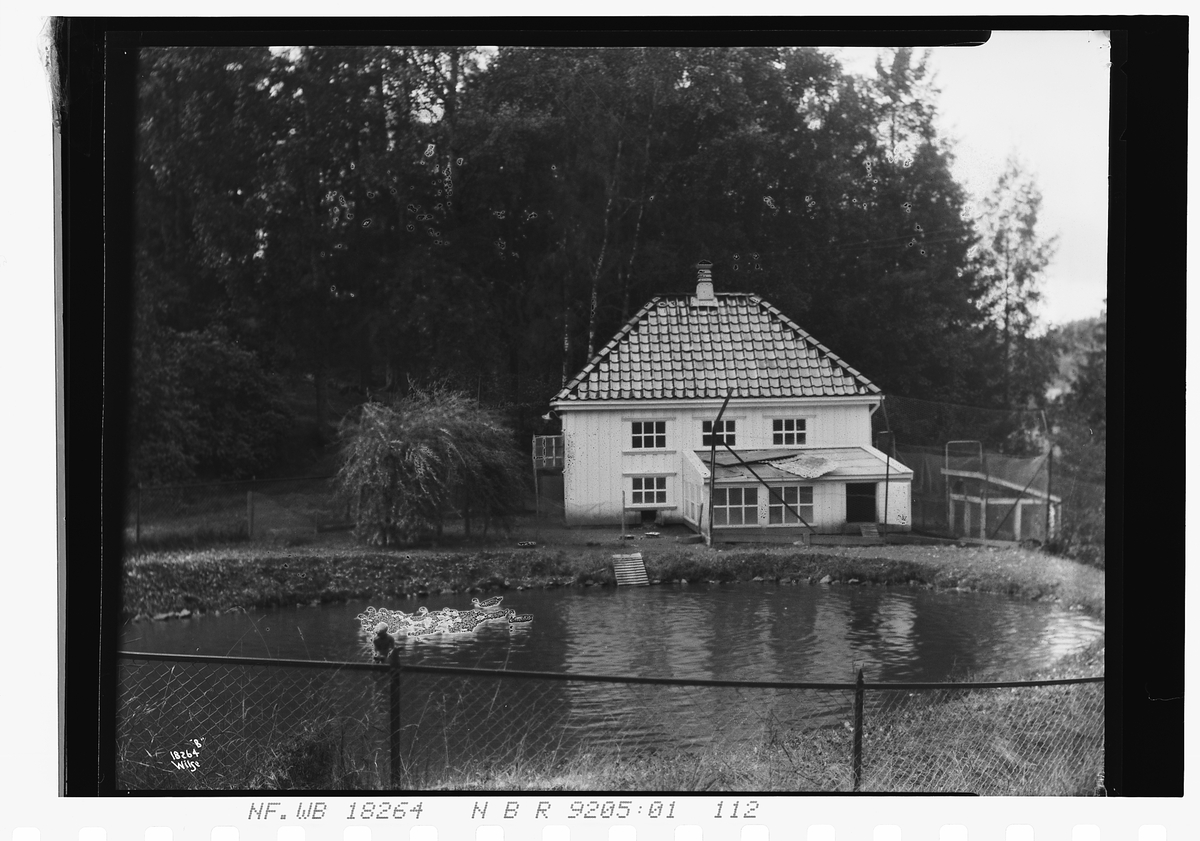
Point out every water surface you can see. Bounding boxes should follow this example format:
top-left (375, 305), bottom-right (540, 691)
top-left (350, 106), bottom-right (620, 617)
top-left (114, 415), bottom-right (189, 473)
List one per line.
top-left (122, 582), bottom-right (1103, 683)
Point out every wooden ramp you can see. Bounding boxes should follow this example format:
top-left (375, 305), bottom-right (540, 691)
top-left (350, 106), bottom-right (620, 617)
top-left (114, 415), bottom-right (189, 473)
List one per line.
top-left (858, 523), bottom-right (885, 544)
top-left (611, 552), bottom-right (650, 586)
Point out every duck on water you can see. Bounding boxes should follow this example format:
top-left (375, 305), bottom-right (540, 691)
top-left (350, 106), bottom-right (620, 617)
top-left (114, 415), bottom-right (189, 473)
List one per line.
top-left (357, 596), bottom-right (530, 648)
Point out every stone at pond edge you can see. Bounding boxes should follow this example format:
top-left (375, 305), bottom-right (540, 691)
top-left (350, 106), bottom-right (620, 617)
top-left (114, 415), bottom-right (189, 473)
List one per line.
top-left (819, 575), bottom-right (832, 585)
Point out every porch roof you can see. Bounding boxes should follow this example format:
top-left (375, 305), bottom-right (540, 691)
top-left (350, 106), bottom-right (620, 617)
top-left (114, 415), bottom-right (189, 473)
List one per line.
top-left (697, 446), bottom-right (913, 483)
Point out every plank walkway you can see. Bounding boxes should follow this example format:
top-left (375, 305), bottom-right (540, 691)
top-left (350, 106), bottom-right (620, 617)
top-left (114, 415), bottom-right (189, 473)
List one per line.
top-left (611, 552), bottom-right (650, 586)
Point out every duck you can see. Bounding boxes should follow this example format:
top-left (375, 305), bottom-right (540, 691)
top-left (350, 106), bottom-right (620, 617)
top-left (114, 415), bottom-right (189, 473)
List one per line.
top-left (406, 606), bottom-right (435, 632)
top-left (508, 613), bottom-right (534, 626)
top-left (471, 596), bottom-right (504, 612)
top-left (447, 610), bottom-right (494, 634)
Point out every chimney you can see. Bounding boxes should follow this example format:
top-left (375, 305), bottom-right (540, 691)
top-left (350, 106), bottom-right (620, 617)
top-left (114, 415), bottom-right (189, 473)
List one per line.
top-left (693, 259), bottom-right (717, 307)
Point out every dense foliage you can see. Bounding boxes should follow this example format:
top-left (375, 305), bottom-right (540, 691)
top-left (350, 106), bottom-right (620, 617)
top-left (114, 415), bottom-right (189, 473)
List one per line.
top-left (1045, 306), bottom-right (1107, 567)
top-left (129, 45), bottom-right (1071, 480)
top-left (336, 386), bottom-right (527, 545)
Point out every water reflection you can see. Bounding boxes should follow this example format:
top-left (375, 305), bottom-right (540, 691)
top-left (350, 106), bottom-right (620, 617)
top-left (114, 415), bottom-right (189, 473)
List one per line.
top-left (122, 583), bottom-right (1102, 684)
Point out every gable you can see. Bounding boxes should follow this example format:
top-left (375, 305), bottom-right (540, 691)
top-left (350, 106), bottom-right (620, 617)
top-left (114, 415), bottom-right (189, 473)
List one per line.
top-left (554, 293), bottom-right (881, 402)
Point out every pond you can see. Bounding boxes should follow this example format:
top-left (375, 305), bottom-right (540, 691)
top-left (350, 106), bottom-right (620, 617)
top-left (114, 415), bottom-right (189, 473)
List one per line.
top-left (121, 582), bottom-right (1102, 683)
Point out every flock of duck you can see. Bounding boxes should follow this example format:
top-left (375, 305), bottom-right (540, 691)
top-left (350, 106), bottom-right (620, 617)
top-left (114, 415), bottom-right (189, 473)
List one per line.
top-left (358, 596), bottom-right (533, 659)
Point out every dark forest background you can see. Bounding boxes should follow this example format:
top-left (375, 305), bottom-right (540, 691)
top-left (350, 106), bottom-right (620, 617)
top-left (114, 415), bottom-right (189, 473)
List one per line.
top-left (127, 45), bottom-right (1106, 486)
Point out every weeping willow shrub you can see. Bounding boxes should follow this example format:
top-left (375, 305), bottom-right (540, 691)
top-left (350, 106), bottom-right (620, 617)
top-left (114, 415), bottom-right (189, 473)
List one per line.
top-left (337, 386), bottom-right (528, 545)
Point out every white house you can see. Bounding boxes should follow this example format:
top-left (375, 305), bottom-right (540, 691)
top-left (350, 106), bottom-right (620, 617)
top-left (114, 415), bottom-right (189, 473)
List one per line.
top-left (546, 261), bottom-right (912, 542)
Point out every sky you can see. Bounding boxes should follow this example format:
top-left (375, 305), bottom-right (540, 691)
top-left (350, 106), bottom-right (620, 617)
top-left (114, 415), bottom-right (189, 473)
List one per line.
top-left (835, 31), bottom-right (1111, 327)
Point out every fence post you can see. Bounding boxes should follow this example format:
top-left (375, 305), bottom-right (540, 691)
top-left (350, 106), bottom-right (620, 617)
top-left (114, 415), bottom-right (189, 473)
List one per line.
top-left (135, 482), bottom-right (142, 556)
top-left (389, 653), bottom-right (401, 787)
top-left (246, 490), bottom-right (254, 541)
top-left (622, 491), bottom-right (627, 540)
top-left (852, 667), bottom-right (864, 792)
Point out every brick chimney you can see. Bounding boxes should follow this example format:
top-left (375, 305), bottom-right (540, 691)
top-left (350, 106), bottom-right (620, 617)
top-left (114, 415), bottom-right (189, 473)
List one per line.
top-left (692, 259), bottom-right (717, 307)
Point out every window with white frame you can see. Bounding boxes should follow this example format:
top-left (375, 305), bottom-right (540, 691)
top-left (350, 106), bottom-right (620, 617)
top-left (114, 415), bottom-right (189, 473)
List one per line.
top-left (630, 420), bottom-right (667, 449)
top-left (768, 485), bottom-right (814, 525)
top-left (772, 418), bottom-right (808, 446)
top-left (630, 476), bottom-right (667, 505)
top-left (702, 419), bottom-right (736, 447)
top-left (711, 486), bottom-right (758, 525)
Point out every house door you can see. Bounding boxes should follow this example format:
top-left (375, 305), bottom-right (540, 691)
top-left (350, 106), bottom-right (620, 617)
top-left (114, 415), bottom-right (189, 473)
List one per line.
top-left (846, 483), bottom-right (877, 523)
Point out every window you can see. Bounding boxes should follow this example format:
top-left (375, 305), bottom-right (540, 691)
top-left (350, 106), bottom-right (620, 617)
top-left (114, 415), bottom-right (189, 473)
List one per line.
top-left (772, 418), bottom-right (807, 446)
top-left (631, 420), bottom-right (666, 449)
top-left (711, 486), bottom-right (758, 525)
top-left (768, 485), bottom-right (814, 525)
top-left (631, 476), bottom-right (667, 505)
top-left (702, 419), bottom-right (736, 447)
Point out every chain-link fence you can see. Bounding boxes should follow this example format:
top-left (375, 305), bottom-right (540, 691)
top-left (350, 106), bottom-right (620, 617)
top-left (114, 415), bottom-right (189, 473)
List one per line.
top-left (877, 396), bottom-right (1105, 559)
top-left (125, 476), bottom-right (349, 553)
top-left (116, 652), bottom-right (1103, 794)
top-left (124, 474), bottom-right (564, 553)
top-left (894, 443), bottom-right (1058, 542)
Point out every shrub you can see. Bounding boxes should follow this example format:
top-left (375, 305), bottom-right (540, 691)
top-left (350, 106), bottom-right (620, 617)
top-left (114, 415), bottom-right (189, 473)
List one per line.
top-left (337, 385), bottom-right (527, 546)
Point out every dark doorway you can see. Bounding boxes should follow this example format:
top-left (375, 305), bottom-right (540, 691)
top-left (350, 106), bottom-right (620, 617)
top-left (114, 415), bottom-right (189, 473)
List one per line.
top-left (641, 509), bottom-right (658, 525)
top-left (846, 483), bottom-right (877, 523)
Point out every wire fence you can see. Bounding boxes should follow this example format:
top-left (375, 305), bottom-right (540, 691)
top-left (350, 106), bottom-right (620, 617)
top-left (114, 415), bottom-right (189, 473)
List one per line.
top-left (125, 474), bottom-right (565, 554)
top-left (116, 652), bottom-right (1104, 794)
top-left (125, 476), bottom-right (349, 553)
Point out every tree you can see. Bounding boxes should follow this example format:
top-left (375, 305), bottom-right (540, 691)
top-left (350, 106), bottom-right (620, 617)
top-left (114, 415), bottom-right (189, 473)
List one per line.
top-left (336, 385), bottom-right (527, 545)
top-left (1060, 306), bottom-right (1107, 441)
top-left (972, 156), bottom-right (1059, 408)
top-left (127, 326), bottom-right (290, 483)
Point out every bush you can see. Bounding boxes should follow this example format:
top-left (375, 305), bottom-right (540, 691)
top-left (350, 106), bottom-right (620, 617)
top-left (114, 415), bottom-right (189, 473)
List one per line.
top-left (337, 385), bottom-right (528, 546)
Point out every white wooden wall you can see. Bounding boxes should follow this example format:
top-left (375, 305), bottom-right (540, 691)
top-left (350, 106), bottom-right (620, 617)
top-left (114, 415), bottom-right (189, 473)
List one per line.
top-left (561, 399), bottom-right (878, 525)
top-left (877, 480), bottom-right (912, 530)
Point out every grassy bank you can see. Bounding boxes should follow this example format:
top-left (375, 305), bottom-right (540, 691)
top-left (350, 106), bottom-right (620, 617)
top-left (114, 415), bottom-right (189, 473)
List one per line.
top-left (123, 538), bottom-right (1105, 623)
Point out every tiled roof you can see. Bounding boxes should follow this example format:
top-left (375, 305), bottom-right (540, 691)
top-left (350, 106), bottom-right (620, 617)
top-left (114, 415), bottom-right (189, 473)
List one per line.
top-left (554, 294), bottom-right (881, 402)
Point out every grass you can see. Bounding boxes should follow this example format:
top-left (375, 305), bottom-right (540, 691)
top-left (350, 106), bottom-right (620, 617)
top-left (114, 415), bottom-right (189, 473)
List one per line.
top-left (123, 520), bottom-right (1106, 622)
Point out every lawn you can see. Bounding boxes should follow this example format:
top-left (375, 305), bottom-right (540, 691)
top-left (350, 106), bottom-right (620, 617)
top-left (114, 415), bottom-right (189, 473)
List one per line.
top-left (123, 516), bottom-right (1105, 622)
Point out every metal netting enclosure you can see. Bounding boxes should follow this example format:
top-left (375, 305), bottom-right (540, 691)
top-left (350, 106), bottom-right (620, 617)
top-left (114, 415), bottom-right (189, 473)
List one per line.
top-left (116, 652), bottom-right (1103, 794)
top-left (125, 476), bottom-right (347, 553)
top-left (116, 653), bottom-right (390, 790)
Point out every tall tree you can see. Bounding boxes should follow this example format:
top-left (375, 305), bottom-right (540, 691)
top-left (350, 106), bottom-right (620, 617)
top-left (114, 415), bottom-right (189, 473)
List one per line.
top-left (973, 156), bottom-right (1060, 408)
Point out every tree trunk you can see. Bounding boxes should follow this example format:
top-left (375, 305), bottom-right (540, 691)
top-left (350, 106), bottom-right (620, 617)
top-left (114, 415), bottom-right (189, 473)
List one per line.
top-left (586, 138), bottom-right (623, 359)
